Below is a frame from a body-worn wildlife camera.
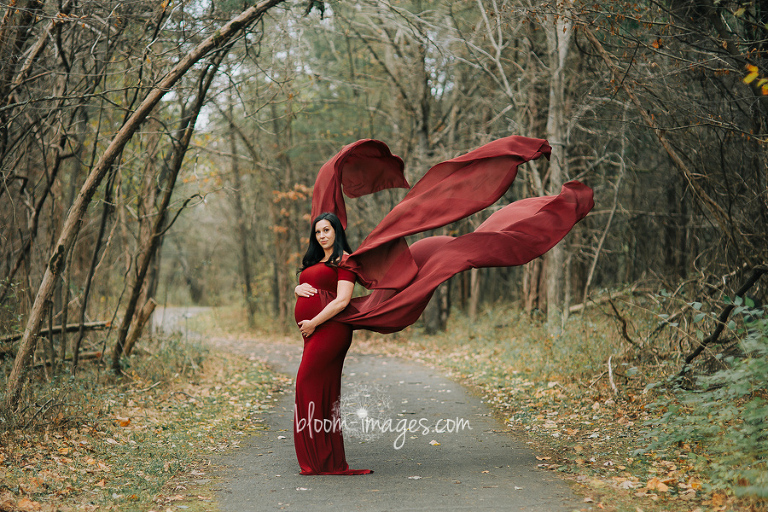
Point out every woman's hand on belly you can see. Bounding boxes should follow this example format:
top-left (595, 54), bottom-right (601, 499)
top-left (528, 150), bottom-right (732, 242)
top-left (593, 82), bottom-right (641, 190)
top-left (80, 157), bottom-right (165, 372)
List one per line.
top-left (295, 283), bottom-right (318, 298)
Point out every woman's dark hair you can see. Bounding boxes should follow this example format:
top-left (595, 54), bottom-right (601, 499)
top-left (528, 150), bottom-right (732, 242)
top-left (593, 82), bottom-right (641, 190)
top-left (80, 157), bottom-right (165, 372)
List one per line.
top-left (300, 212), bottom-right (352, 270)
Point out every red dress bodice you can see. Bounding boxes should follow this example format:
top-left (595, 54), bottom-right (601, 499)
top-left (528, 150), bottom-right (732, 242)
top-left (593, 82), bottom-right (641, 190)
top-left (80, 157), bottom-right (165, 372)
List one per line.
top-left (294, 262), bottom-right (355, 324)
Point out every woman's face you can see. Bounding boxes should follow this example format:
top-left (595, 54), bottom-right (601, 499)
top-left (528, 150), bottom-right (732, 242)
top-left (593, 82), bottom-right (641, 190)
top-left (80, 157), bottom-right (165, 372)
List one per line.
top-left (315, 219), bottom-right (336, 252)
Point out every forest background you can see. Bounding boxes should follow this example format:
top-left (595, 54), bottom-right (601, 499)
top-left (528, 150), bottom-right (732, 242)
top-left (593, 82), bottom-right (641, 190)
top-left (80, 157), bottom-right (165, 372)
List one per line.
top-left (0, 0), bottom-right (766, 510)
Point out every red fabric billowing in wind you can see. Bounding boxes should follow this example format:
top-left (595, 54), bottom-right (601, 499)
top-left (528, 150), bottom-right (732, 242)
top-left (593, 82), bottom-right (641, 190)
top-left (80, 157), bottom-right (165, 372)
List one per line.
top-left (310, 136), bottom-right (594, 334)
top-left (311, 139), bottom-right (409, 230)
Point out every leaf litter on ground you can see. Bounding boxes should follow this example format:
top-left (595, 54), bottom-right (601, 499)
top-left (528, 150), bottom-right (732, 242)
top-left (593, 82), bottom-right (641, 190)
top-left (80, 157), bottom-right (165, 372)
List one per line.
top-left (351, 304), bottom-right (762, 512)
top-left (0, 338), bottom-right (288, 512)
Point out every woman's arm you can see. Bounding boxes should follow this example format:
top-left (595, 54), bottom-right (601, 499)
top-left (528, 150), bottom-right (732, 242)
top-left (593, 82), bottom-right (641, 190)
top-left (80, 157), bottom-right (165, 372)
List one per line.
top-left (298, 279), bottom-right (354, 337)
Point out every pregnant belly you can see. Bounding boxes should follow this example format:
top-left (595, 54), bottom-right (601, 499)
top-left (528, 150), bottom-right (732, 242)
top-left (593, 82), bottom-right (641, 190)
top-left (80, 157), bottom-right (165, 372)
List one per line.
top-left (294, 295), bottom-right (324, 324)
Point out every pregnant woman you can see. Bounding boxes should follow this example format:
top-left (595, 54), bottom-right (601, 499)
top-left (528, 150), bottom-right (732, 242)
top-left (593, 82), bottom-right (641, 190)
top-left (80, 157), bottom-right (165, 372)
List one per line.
top-left (292, 136), bottom-right (594, 475)
top-left (293, 212), bottom-right (372, 475)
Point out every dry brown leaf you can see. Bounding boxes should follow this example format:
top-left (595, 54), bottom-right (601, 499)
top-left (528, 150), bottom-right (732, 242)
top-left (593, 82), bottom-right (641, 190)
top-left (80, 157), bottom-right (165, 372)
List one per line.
top-left (16, 498), bottom-right (42, 511)
top-left (710, 492), bottom-right (727, 507)
top-left (645, 477), bottom-right (669, 492)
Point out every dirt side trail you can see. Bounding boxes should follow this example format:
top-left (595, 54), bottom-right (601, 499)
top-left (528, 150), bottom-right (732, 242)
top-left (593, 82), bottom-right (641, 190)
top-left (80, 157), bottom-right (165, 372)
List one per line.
top-left (204, 335), bottom-right (583, 512)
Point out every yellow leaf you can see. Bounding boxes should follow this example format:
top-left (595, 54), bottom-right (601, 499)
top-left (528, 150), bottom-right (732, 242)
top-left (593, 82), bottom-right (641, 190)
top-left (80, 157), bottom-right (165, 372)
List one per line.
top-left (735, 6), bottom-right (746, 17)
top-left (744, 70), bottom-right (759, 84)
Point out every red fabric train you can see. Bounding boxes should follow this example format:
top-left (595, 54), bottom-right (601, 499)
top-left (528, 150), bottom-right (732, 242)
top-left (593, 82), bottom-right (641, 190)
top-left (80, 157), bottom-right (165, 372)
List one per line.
top-left (310, 136), bottom-right (594, 334)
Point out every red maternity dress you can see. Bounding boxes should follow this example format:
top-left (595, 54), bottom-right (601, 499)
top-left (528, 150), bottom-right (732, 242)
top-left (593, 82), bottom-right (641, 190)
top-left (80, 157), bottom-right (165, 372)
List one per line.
top-left (293, 135), bottom-right (595, 475)
top-left (293, 262), bottom-right (372, 475)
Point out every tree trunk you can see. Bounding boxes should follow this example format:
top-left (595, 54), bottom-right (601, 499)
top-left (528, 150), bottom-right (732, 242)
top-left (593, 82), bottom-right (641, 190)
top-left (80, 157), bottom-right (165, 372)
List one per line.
top-left (228, 91), bottom-right (256, 327)
top-left (544, 2), bottom-right (574, 335)
top-left (112, 51), bottom-right (227, 372)
top-left (123, 298), bottom-right (157, 357)
top-left (468, 268), bottom-right (480, 323)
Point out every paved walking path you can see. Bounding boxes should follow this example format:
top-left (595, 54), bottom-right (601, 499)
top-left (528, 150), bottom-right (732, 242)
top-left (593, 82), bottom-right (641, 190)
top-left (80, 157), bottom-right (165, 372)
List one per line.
top-left (206, 336), bottom-right (582, 512)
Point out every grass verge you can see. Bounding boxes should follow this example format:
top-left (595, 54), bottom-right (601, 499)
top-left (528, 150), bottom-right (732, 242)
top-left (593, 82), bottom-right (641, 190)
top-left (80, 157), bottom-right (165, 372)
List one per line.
top-left (0, 335), bottom-right (288, 512)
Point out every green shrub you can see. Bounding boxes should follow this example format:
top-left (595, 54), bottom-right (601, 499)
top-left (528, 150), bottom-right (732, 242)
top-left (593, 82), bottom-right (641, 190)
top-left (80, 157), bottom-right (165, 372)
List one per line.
top-left (642, 306), bottom-right (768, 498)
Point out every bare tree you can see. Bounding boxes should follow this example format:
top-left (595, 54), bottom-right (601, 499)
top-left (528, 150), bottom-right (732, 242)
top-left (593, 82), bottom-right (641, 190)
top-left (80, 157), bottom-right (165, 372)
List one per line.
top-left (4, 0), bottom-right (286, 409)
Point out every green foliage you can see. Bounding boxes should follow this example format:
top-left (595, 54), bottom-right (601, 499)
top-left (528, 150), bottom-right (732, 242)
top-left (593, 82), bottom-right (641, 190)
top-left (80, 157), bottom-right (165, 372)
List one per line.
top-left (642, 306), bottom-right (768, 498)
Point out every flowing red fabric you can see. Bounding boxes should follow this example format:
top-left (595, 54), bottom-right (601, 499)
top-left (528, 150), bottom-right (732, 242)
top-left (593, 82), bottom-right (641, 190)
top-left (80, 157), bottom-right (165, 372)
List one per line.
top-left (311, 139), bottom-right (409, 230)
top-left (310, 135), bottom-right (594, 334)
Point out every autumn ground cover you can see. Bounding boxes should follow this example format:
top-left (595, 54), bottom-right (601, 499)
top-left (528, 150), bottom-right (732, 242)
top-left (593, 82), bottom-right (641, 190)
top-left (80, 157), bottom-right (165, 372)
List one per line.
top-left (1, 297), bottom-right (764, 512)
top-left (351, 298), bottom-right (767, 512)
top-left (0, 335), bottom-right (289, 512)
